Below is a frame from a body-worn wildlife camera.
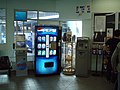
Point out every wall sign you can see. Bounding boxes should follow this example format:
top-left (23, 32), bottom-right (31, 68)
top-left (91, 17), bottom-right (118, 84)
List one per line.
top-left (76, 5), bottom-right (90, 15)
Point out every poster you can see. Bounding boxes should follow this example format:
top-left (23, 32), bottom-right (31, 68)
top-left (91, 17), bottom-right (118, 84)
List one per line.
top-left (107, 28), bottom-right (113, 38)
top-left (95, 16), bottom-right (106, 32)
top-left (93, 31), bottom-right (106, 42)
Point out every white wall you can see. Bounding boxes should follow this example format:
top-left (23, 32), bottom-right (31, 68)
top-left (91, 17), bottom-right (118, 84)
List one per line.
top-left (92, 0), bottom-right (120, 13)
top-left (56, 0), bottom-right (91, 20)
top-left (7, 0), bottom-right (56, 10)
top-left (82, 19), bottom-right (92, 38)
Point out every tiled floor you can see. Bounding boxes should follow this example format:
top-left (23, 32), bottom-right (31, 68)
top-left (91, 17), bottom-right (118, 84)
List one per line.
top-left (0, 71), bottom-right (114, 90)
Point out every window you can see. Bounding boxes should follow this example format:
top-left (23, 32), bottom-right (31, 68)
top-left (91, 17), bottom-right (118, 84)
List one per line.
top-left (39, 11), bottom-right (59, 20)
top-left (27, 11), bottom-right (37, 19)
top-left (0, 9), bottom-right (6, 44)
top-left (15, 11), bottom-right (27, 21)
top-left (14, 10), bottom-right (59, 56)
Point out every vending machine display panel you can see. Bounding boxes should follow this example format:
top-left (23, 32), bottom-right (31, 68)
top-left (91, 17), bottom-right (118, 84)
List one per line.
top-left (35, 25), bottom-right (61, 75)
top-left (36, 56), bottom-right (58, 74)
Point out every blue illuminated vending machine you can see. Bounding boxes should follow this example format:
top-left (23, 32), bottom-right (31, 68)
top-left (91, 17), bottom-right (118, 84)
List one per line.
top-left (35, 25), bottom-right (61, 75)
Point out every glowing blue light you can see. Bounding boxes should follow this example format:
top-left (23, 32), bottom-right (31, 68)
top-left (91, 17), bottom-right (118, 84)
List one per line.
top-left (36, 56), bottom-right (58, 74)
top-left (37, 31), bottom-right (58, 36)
top-left (15, 11), bottom-right (27, 21)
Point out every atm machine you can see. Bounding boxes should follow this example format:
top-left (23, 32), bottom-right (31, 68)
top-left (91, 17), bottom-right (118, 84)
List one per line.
top-left (15, 34), bottom-right (27, 76)
top-left (35, 25), bottom-right (61, 75)
top-left (75, 37), bottom-right (90, 77)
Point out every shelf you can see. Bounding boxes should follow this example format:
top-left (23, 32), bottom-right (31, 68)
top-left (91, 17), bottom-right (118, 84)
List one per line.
top-left (63, 68), bottom-right (75, 75)
top-left (62, 42), bottom-right (74, 75)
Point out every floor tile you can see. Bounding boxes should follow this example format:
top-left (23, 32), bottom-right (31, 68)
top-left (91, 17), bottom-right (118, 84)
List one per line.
top-left (0, 72), bottom-right (114, 90)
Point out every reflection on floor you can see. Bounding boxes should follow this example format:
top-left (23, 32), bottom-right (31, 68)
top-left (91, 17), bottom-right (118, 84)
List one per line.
top-left (0, 71), bottom-right (114, 90)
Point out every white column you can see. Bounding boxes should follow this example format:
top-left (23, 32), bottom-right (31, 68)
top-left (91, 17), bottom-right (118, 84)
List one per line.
top-left (115, 12), bottom-right (119, 30)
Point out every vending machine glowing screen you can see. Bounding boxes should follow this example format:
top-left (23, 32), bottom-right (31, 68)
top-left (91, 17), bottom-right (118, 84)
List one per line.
top-left (35, 25), bottom-right (60, 75)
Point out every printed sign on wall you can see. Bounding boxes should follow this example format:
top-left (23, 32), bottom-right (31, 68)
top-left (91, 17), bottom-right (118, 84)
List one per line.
top-left (76, 5), bottom-right (90, 15)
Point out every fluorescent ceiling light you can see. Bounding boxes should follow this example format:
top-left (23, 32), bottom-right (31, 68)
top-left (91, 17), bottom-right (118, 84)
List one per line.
top-left (39, 15), bottom-right (59, 19)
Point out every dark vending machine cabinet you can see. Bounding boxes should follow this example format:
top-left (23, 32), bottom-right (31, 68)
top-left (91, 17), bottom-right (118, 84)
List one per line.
top-left (35, 25), bottom-right (61, 75)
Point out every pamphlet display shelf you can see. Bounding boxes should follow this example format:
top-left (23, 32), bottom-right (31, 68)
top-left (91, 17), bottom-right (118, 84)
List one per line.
top-left (63, 41), bottom-right (75, 75)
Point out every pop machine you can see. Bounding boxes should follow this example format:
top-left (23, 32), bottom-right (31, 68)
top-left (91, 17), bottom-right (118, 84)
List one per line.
top-left (35, 25), bottom-right (61, 75)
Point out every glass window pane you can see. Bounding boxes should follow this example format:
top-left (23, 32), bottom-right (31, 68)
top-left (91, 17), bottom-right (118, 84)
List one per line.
top-left (15, 11), bottom-right (27, 21)
top-left (39, 11), bottom-right (59, 20)
top-left (24, 20), bottom-right (37, 32)
top-left (24, 20), bottom-right (37, 56)
top-left (0, 8), bottom-right (6, 44)
top-left (27, 11), bottom-right (37, 19)
top-left (14, 21), bottom-right (24, 35)
top-left (0, 24), bottom-right (6, 43)
top-left (0, 17), bottom-right (6, 24)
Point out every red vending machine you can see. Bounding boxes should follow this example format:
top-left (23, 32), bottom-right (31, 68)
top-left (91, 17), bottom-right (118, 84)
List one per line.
top-left (35, 25), bottom-right (61, 75)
